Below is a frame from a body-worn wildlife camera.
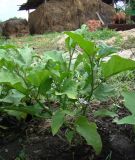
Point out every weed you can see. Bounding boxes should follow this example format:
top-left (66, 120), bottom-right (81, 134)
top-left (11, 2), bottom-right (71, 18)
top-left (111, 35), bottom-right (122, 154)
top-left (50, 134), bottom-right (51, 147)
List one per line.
top-left (15, 150), bottom-right (27, 160)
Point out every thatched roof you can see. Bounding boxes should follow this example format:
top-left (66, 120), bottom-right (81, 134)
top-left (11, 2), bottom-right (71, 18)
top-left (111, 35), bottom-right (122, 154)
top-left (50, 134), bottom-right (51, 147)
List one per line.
top-left (19, 0), bottom-right (115, 10)
top-left (19, 0), bottom-right (45, 10)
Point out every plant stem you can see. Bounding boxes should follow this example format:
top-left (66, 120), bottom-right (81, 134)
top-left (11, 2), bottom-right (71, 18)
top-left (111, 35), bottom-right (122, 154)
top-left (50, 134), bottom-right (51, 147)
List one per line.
top-left (88, 57), bottom-right (94, 100)
top-left (68, 49), bottom-right (75, 73)
top-left (15, 66), bottom-right (29, 88)
top-left (82, 57), bottom-right (95, 115)
top-left (37, 100), bottom-right (52, 116)
top-left (61, 48), bottom-right (75, 110)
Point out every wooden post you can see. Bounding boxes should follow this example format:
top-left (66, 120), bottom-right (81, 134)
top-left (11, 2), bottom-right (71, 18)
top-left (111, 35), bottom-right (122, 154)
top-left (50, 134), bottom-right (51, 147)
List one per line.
top-left (44, 0), bottom-right (46, 10)
top-left (112, 0), bottom-right (115, 6)
top-left (28, 9), bottom-right (30, 20)
top-left (43, 0), bottom-right (46, 30)
top-left (96, 12), bottom-right (105, 25)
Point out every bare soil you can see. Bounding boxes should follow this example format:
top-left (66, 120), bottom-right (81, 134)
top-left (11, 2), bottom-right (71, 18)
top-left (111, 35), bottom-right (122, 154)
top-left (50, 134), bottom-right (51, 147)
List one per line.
top-left (0, 104), bottom-right (135, 160)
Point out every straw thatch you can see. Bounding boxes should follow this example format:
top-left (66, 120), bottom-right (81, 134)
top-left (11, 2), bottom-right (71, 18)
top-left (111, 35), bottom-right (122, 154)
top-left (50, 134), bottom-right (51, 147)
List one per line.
top-left (28, 0), bottom-right (115, 34)
top-left (19, 0), bottom-right (115, 10)
top-left (19, 0), bottom-right (45, 10)
top-left (2, 18), bottom-right (29, 38)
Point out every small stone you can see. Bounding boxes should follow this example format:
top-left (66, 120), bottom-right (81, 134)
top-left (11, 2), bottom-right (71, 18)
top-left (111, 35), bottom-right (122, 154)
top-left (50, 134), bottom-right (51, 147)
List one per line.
top-left (5, 149), bottom-right (8, 153)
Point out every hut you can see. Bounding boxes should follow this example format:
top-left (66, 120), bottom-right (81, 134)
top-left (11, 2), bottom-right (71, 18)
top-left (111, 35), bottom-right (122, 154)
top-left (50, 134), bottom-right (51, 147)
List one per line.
top-left (19, 0), bottom-right (116, 34)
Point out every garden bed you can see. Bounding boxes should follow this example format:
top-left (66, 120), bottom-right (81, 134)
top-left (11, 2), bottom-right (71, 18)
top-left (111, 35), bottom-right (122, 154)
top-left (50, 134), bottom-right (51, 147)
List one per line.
top-left (0, 104), bottom-right (135, 160)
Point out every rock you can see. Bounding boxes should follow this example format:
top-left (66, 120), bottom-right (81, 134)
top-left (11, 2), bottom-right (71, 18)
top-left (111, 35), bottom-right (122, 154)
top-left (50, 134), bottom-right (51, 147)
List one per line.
top-left (2, 18), bottom-right (29, 38)
top-left (56, 35), bottom-right (67, 50)
top-left (105, 37), bottom-right (116, 46)
top-left (118, 29), bottom-right (135, 41)
top-left (118, 48), bottom-right (135, 60)
top-left (0, 23), bottom-right (3, 35)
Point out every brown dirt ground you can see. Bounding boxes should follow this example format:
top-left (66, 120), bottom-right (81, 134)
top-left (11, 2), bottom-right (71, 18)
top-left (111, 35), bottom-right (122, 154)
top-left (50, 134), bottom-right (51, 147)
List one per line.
top-left (0, 102), bottom-right (135, 160)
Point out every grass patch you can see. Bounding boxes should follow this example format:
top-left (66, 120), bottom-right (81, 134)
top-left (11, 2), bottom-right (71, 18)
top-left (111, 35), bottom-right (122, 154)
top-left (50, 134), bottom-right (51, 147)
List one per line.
top-left (6, 32), bottom-right (63, 54)
top-left (84, 28), bottom-right (121, 41)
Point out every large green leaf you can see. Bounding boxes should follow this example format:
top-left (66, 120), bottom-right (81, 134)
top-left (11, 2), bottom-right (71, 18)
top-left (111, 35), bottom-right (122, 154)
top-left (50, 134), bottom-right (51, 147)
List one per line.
top-left (43, 51), bottom-right (64, 62)
top-left (51, 109), bottom-right (65, 135)
top-left (122, 91), bottom-right (135, 115)
top-left (3, 103), bottom-right (44, 117)
top-left (0, 70), bottom-right (21, 85)
top-left (0, 90), bottom-right (25, 106)
top-left (17, 47), bottom-right (33, 66)
top-left (62, 79), bottom-right (78, 99)
top-left (12, 82), bottom-right (28, 95)
top-left (65, 36), bottom-right (76, 52)
top-left (76, 116), bottom-right (102, 155)
top-left (101, 55), bottom-right (135, 78)
top-left (66, 32), bottom-right (97, 56)
top-left (94, 109), bottom-right (117, 118)
top-left (94, 83), bottom-right (115, 101)
top-left (114, 91), bottom-right (135, 125)
top-left (39, 78), bottom-right (53, 95)
top-left (74, 54), bottom-right (83, 70)
top-left (0, 59), bottom-right (15, 71)
top-left (4, 110), bottom-right (27, 120)
top-left (98, 44), bottom-right (117, 59)
top-left (27, 70), bottom-right (50, 87)
top-left (0, 44), bottom-right (18, 51)
top-left (56, 79), bottom-right (78, 99)
top-left (115, 115), bottom-right (135, 125)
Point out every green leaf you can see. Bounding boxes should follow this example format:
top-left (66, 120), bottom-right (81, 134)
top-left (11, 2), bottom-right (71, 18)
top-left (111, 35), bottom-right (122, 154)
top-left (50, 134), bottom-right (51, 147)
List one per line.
top-left (51, 110), bottom-right (65, 135)
top-left (74, 54), bottom-right (83, 70)
top-left (56, 79), bottom-right (78, 99)
top-left (0, 59), bottom-right (16, 71)
top-left (94, 83), bottom-right (115, 101)
top-left (27, 70), bottom-right (50, 87)
top-left (98, 44), bottom-right (117, 59)
top-left (115, 115), bottom-right (135, 125)
top-left (101, 55), bottom-right (135, 78)
top-left (12, 82), bottom-right (28, 95)
top-left (0, 70), bottom-right (21, 85)
top-left (65, 37), bottom-right (76, 52)
top-left (122, 91), bottom-right (135, 114)
top-left (44, 50), bottom-right (64, 62)
top-left (62, 80), bottom-right (78, 99)
top-left (76, 116), bottom-right (102, 155)
top-left (65, 32), bottom-right (97, 56)
top-left (0, 44), bottom-right (18, 51)
top-left (4, 104), bottom-right (43, 117)
top-left (5, 110), bottom-right (27, 120)
top-left (94, 109), bottom-right (117, 118)
top-left (114, 91), bottom-right (135, 125)
top-left (17, 46), bottom-right (33, 66)
top-left (39, 78), bottom-right (52, 95)
top-left (0, 90), bottom-right (25, 106)
top-left (65, 130), bottom-right (74, 144)
top-left (63, 110), bottom-right (76, 116)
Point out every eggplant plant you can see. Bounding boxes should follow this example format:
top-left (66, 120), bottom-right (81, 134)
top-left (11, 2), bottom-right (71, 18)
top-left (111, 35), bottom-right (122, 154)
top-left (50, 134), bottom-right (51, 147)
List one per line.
top-left (1, 29), bottom-right (135, 155)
